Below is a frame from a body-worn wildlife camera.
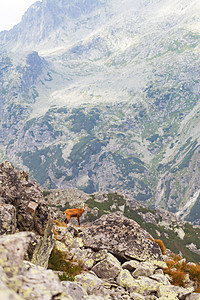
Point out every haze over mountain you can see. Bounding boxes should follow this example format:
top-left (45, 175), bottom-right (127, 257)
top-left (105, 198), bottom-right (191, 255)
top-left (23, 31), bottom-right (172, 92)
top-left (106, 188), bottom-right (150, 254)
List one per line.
top-left (1, 0), bottom-right (200, 223)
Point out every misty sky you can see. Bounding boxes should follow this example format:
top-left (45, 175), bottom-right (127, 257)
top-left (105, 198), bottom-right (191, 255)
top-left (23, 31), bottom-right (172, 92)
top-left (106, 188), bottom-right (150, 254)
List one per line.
top-left (0, 0), bottom-right (40, 32)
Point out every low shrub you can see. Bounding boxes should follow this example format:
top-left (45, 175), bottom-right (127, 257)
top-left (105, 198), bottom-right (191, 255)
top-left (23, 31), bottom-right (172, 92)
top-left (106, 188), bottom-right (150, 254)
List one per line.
top-left (153, 238), bottom-right (167, 255)
top-left (164, 253), bottom-right (200, 292)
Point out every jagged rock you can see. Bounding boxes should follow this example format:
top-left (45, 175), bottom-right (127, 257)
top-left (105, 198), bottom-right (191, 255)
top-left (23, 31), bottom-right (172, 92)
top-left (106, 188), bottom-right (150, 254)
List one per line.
top-left (82, 212), bottom-right (164, 262)
top-left (54, 240), bottom-right (71, 255)
top-left (0, 161), bottom-right (53, 235)
top-left (29, 222), bottom-right (54, 268)
top-left (70, 247), bottom-right (94, 267)
top-left (0, 161), bottom-right (54, 267)
top-left (18, 261), bottom-right (72, 300)
top-left (0, 204), bottom-right (17, 235)
top-left (69, 237), bottom-right (84, 249)
top-left (145, 296), bottom-right (157, 300)
top-left (83, 297), bottom-right (106, 300)
top-left (0, 281), bottom-right (23, 300)
top-left (91, 252), bottom-right (122, 279)
top-left (127, 276), bottom-right (161, 295)
top-left (0, 232), bottom-right (95, 300)
top-left (92, 249), bottom-right (108, 262)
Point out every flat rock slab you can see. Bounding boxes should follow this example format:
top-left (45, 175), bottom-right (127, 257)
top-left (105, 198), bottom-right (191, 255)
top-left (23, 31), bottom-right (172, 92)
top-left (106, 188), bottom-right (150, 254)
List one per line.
top-left (82, 213), bottom-right (163, 262)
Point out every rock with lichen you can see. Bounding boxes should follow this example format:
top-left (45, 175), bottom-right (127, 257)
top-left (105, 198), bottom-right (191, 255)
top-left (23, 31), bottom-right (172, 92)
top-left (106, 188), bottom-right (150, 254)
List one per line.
top-left (81, 212), bottom-right (164, 263)
top-left (91, 253), bottom-right (122, 279)
top-left (0, 232), bottom-right (77, 299)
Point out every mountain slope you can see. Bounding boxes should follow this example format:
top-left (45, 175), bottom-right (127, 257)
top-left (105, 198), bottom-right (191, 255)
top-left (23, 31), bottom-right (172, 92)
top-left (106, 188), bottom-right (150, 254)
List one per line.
top-left (1, 0), bottom-right (200, 221)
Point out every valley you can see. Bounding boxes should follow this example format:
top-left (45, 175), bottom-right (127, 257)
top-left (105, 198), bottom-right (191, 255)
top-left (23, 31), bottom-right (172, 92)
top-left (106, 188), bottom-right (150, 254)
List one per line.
top-left (1, 0), bottom-right (200, 223)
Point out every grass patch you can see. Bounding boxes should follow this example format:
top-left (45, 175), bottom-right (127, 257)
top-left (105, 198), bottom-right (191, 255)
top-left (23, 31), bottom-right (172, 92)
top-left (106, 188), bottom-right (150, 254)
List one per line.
top-left (48, 247), bottom-right (84, 281)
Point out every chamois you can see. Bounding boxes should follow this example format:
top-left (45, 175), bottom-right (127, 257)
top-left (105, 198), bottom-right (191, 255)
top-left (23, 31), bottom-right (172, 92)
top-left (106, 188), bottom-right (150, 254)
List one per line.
top-left (64, 205), bottom-right (88, 226)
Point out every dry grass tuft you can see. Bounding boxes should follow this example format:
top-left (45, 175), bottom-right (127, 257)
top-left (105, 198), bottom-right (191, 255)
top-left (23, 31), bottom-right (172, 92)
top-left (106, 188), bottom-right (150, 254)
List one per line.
top-left (53, 219), bottom-right (67, 227)
top-left (164, 253), bottom-right (200, 292)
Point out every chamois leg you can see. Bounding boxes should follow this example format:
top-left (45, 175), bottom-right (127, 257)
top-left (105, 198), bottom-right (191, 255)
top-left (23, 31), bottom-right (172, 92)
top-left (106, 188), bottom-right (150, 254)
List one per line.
top-left (77, 216), bottom-right (80, 226)
top-left (65, 215), bottom-right (70, 225)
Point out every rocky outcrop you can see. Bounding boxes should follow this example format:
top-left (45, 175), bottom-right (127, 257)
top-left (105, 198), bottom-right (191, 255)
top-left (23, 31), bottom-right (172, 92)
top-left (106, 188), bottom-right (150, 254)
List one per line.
top-left (0, 206), bottom-right (199, 299)
top-left (50, 215), bottom-right (198, 299)
top-left (81, 212), bottom-right (164, 264)
top-left (0, 232), bottom-right (80, 299)
top-left (0, 161), bottom-right (54, 267)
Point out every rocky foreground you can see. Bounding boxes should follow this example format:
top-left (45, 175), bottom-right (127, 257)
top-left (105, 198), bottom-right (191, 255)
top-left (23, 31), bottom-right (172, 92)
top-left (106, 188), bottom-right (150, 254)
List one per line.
top-left (0, 161), bottom-right (200, 299)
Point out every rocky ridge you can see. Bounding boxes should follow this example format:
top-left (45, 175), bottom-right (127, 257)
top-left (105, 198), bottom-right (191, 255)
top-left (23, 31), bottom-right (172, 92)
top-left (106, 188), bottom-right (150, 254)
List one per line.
top-left (0, 161), bottom-right (200, 299)
top-left (0, 213), bottom-right (199, 299)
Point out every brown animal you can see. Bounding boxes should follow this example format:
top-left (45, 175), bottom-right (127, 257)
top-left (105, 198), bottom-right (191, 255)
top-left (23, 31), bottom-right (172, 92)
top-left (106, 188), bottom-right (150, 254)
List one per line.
top-left (64, 205), bottom-right (88, 226)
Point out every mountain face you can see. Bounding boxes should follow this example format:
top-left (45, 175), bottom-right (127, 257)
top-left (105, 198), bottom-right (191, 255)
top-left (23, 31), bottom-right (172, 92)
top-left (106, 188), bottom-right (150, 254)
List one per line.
top-left (1, 0), bottom-right (200, 222)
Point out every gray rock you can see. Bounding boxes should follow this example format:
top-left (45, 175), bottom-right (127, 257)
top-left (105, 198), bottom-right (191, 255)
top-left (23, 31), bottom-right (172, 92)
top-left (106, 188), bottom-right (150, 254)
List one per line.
top-left (82, 213), bottom-right (164, 263)
top-left (75, 272), bottom-right (110, 298)
top-left (122, 260), bottom-right (140, 271)
top-left (129, 292), bottom-right (145, 300)
top-left (157, 285), bottom-right (194, 298)
top-left (116, 269), bottom-right (137, 291)
top-left (0, 161), bottom-right (53, 235)
top-left (0, 231), bottom-right (35, 277)
top-left (150, 273), bottom-right (170, 285)
top-left (0, 162), bottom-right (54, 267)
top-left (185, 293), bottom-right (200, 300)
top-left (0, 280), bottom-right (23, 300)
top-left (132, 261), bottom-right (157, 278)
top-left (0, 204), bottom-right (17, 235)
top-left (92, 252), bottom-right (122, 279)
top-left (62, 281), bottom-right (87, 300)
top-left (127, 276), bottom-right (161, 295)
top-left (92, 249), bottom-right (108, 262)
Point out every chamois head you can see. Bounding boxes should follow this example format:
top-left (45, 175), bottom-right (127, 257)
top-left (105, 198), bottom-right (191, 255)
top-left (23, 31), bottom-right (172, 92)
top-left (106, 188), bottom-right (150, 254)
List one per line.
top-left (83, 205), bottom-right (88, 211)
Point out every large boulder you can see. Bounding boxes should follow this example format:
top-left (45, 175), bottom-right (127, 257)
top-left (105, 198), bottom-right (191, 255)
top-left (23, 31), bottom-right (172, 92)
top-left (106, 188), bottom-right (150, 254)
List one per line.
top-left (82, 212), bottom-right (164, 263)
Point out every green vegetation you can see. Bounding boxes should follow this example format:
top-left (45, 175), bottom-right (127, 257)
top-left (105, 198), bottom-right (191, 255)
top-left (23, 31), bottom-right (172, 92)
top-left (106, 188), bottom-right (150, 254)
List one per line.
top-left (19, 145), bottom-right (64, 188)
top-left (86, 192), bottom-right (126, 212)
top-left (48, 247), bottom-right (83, 281)
top-left (70, 108), bottom-right (100, 133)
